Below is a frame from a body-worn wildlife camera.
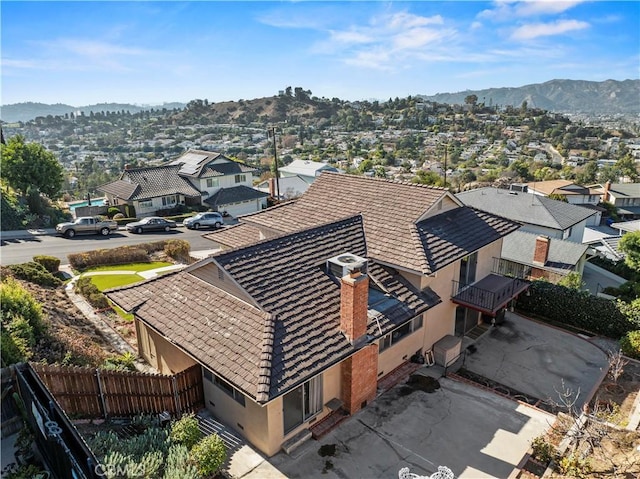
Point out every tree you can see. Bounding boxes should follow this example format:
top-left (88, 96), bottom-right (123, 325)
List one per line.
top-left (1, 135), bottom-right (64, 198)
top-left (620, 231), bottom-right (640, 271)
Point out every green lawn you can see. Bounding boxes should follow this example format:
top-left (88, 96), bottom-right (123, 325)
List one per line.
top-left (88, 274), bottom-right (145, 291)
top-left (82, 262), bottom-right (172, 291)
top-left (84, 262), bottom-right (172, 273)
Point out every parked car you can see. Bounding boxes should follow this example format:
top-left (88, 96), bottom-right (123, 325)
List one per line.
top-left (126, 216), bottom-right (177, 234)
top-left (183, 212), bottom-right (224, 230)
top-left (56, 216), bottom-right (118, 238)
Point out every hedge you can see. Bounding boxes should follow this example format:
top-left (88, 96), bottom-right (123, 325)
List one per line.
top-left (516, 280), bottom-right (634, 339)
top-left (7, 262), bottom-right (63, 287)
top-left (68, 240), bottom-right (191, 270)
top-left (33, 255), bottom-right (60, 273)
top-left (75, 277), bottom-right (110, 309)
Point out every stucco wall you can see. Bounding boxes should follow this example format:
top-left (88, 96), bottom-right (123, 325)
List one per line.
top-left (135, 320), bottom-right (196, 374)
top-left (377, 326), bottom-right (424, 378)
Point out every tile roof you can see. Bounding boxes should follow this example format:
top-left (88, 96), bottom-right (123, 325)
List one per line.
top-left (108, 215), bottom-right (438, 403)
top-left (199, 162), bottom-right (258, 178)
top-left (501, 231), bottom-right (588, 274)
top-left (203, 185), bottom-right (269, 208)
top-left (456, 187), bottom-right (597, 231)
top-left (202, 223), bottom-right (268, 249)
top-left (106, 271), bottom-right (272, 401)
top-left (415, 207), bottom-right (521, 274)
top-left (100, 165), bottom-right (201, 201)
top-left (220, 173), bottom-right (519, 274)
top-left (98, 179), bottom-right (140, 200)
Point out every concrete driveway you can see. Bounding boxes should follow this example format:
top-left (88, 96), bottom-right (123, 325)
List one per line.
top-left (269, 377), bottom-right (553, 478)
top-left (461, 312), bottom-right (609, 409)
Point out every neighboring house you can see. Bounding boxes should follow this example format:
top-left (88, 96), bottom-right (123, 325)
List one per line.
top-left (525, 180), bottom-right (603, 226)
top-left (456, 187), bottom-right (597, 243)
top-left (255, 175), bottom-right (310, 200)
top-left (582, 225), bottom-right (624, 262)
top-left (107, 172), bottom-right (528, 457)
top-left (99, 150), bottom-right (268, 217)
top-left (278, 159), bottom-right (338, 183)
top-left (597, 182), bottom-right (640, 220)
top-left (611, 220), bottom-right (640, 234)
top-left (496, 231), bottom-right (589, 283)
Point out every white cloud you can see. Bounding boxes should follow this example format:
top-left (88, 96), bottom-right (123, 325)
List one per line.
top-left (479, 0), bottom-right (586, 20)
top-left (511, 19), bottom-right (590, 40)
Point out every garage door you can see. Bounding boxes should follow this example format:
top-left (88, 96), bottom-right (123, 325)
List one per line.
top-left (223, 201), bottom-right (260, 217)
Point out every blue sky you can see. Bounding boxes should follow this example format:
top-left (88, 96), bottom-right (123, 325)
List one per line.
top-left (2, 1), bottom-right (639, 106)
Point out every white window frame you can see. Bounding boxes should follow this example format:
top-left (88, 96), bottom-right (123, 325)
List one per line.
top-left (206, 178), bottom-right (219, 188)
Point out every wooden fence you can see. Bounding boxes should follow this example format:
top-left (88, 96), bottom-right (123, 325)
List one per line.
top-left (32, 363), bottom-right (203, 418)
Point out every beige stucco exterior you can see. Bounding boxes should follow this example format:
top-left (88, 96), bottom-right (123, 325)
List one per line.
top-left (135, 321), bottom-right (196, 374)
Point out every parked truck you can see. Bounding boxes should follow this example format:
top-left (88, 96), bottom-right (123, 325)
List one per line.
top-left (56, 216), bottom-right (118, 238)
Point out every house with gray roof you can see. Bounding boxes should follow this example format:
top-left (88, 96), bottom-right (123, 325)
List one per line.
top-left (107, 172), bottom-right (530, 457)
top-left (456, 187), bottom-right (597, 243)
top-left (598, 181), bottom-right (640, 220)
top-left (496, 231), bottom-right (589, 283)
top-left (99, 149), bottom-right (268, 217)
top-left (278, 159), bottom-right (338, 184)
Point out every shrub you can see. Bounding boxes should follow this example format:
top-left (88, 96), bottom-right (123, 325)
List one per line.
top-left (112, 212), bottom-right (125, 219)
top-left (530, 435), bottom-right (556, 464)
top-left (75, 277), bottom-right (109, 309)
top-left (620, 330), bottom-right (640, 359)
top-left (32, 255), bottom-right (60, 273)
top-left (124, 204), bottom-right (136, 218)
top-left (102, 352), bottom-right (137, 371)
top-left (516, 280), bottom-right (634, 339)
top-left (163, 444), bottom-right (199, 479)
top-left (170, 413), bottom-right (202, 450)
top-left (7, 262), bottom-right (62, 287)
top-left (556, 453), bottom-right (592, 478)
top-left (164, 240), bottom-right (190, 263)
top-left (107, 207), bottom-right (121, 218)
top-left (190, 434), bottom-right (227, 477)
top-left (69, 246), bottom-right (149, 270)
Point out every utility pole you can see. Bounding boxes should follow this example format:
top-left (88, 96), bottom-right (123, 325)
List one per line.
top-left (268, 127), bottom-right (281, 200)
top-left (443, 144), bottom-right (447, 188)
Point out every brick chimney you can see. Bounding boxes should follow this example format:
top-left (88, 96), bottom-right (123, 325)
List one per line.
top-left (603, 180), bottom-right (611, 203)
top-left (339, 271), bottom-right (378, 415)
top-left (533, 236), bottom-right (550, 265)
top-left (340, 271), bottom-right (369, 344)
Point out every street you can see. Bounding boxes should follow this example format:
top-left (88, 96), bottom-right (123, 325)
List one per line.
top-left (0, 228), bottom-right (222, 265)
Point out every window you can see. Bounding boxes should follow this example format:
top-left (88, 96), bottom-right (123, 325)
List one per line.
top-left (206, 178), bottom-right (219, 188)
top-left (204, 368), bottom-right (245, 406)
top-left (459, 252), bottom-right (478, 287)
top-left (162, 196), bottom-right (177, 207)
top-left (139, 200), bottom-right (153, 208)
top-left (283, 375), bottom-right (322, 433)
top-left (235, 174), bottom-right (246, 184)
top-left (378, 316), bottom-right (424, 352)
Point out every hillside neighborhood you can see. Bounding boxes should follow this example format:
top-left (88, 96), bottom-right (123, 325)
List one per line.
top-left (1, 90), bottom-right (640, 479)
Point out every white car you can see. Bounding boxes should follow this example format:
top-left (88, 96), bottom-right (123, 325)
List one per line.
top-left (183, 212), bottom-right (224, 230)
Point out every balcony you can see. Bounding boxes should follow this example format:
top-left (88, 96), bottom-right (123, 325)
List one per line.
top-left (451, 274), bottom-right (530, 316)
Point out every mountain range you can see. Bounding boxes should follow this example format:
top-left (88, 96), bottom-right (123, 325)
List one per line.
top-left (417, 79), bottom-right (639, 115)
top-left (1, 79), bottom-right (638, 123)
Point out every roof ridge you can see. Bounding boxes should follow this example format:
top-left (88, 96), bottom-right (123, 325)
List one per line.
top-left (256, 314), bottom-right (275, 403)
top-left (320, 171), bottom-right (448, 190)
top-left (214, 214), bottom-right (366, 258)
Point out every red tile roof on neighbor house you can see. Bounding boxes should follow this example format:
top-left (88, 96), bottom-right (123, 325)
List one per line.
top-left (208, 172), bottom-right (520, 274)
top-left (107, 215), bottom-right (439, 403)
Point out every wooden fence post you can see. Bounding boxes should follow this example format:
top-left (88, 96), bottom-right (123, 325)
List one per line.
top-left (95, 369), bottom-right (108, 419)
top-left (171, 376), bottom-right (181, 414)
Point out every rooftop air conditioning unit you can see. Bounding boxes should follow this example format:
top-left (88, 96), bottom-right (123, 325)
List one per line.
top-left (327, 253), bottom-right (368, 279)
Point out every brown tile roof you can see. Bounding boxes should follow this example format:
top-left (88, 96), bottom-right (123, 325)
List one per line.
top-left (202, 223), bottom-right (267, 249)
top-left (106, 272), bottom-right (272, 401)
top-left (109, 215), bottom-right (438, 403)
top-left (98, 179), bottom-right (139, 200)
top-left (211, 172), bottom-right (519, 274)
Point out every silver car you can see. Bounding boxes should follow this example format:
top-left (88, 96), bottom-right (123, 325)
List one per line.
top-left (183, 212), bottom-right (224, 230)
